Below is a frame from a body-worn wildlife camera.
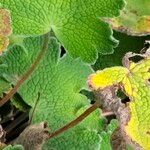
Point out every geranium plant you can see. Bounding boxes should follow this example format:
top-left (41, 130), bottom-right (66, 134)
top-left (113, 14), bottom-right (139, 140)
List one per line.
top-left (0, 0), bottom-right (150, 150)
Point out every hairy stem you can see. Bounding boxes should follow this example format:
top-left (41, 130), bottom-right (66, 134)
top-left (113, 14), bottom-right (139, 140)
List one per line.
top-left (49, 101), bottom-right (100, 139)
top-left (0, 33), bottom-right (50, 107)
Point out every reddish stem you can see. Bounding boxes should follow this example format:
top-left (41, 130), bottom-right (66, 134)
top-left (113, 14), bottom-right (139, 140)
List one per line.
top-left (0, 33), bottom-right (50, 107)
top-left (49, 101), bottom-right (100, 139)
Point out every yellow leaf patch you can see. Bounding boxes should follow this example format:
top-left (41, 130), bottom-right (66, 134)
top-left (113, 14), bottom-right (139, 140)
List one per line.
top-left (88, 54), bottom-right (150, 149)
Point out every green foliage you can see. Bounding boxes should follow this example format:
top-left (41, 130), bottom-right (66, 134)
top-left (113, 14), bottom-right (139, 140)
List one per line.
top-left (3, 145), bottom-right (24, 150)
top-left (125, 0), bottom-right (150, 15)
top-left (0, 0), bottom-right (150, 149)
top-left (100, 120), bottom-right (118, 150)
top-left (0, 77), bottom-right (11, 97)
top-left (0, 36), bottom-right (106, 149)
top-left (1, 0), bottom-right (125, 63)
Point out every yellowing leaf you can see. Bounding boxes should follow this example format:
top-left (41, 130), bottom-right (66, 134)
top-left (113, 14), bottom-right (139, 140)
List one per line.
top-left (88, 53), bottom-right (150, 149)
top-left (0, 9), bottom-right (12, 54)
top-left (109, 0), bottom-right (150, 35)
top-left (0, 35), bottom-right (9, 53)
top-left (136, 16), bottom-right (150, 33)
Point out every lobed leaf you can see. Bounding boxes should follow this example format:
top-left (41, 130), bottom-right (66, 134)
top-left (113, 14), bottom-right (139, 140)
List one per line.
top-left (0, 36), bottom-right (106, 149)
top-left (89, 53), bottom-right (150, 149)
top-left (1, 0), bottom-right (125, 63)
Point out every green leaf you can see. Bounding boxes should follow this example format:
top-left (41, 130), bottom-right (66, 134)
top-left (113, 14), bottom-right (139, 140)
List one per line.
top-left (3, 145), bottom-right (24, 150)
top-left (126, 0), bottom-right (150, 16)
top-left (11, 93), bottom-right (31, 112)
top-left (0, 77), bottom-right (11, 97)
top-left (109, 0), bottom-right (150, 35)
top-left (100, 120), bottom-right (118, 150)
top-left (93, 31), bottom-right (150, 70)
top-left (0, 36), bottom-right (106, 149)
top-left (1, 0), bottom-right (125, 63)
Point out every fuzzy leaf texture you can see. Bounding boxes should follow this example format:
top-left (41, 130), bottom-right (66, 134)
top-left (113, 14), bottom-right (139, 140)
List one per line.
top-left (0, 8), bottom-right (12, 54)
top-left (0, 36), bottom-right (107, 149)
top-left (89, 53), bottom-right (150, 149)
top-left (3, 145), bottom-right (24, 150)
top-left (109, 0), bottom-right (150, 35)
top-left (1, 0), bottom-right (125, 63)
top-left (0, 77), bottom-right (11, 98)
top-left (100, 120), bottom-right (119, 150)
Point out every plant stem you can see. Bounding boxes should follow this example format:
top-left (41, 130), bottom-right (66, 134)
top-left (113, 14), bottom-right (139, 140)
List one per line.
top-left (0, 33), bottom-right (50, 107)
top-left (49, 101), bottom-right (100, 139)
top-left (101, 111), bottom-right (114, 117)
